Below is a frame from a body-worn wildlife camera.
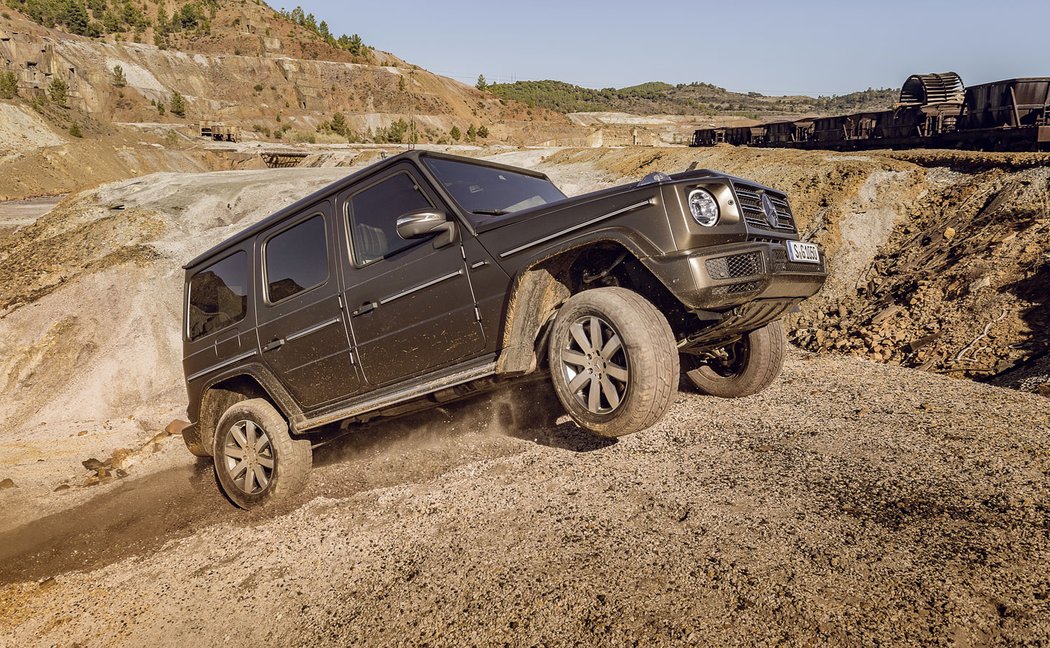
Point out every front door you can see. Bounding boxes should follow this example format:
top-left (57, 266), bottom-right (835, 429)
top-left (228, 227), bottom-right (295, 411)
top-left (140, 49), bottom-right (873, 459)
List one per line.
top-left (255, 202), bottom-right (361, 408)
top-left (337, 166), bottom-right (485, 388)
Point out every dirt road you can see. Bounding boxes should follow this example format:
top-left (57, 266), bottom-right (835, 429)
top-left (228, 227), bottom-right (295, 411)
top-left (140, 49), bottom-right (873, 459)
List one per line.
top-left (2, 351), bottom-right (1048, 646)
top-left (0, 195), bottom-right (63, 236)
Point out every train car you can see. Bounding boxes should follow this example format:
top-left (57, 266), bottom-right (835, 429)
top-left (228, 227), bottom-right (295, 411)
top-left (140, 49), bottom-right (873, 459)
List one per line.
top-left (691, 127), bottom-right (724, 147)
top-left (765, 119), bottom-right (814, 145)
top-left (689, 72), bottom-right (1049, 152)
top-left (722, 126), bottom-right (760, 146)
top-left (942, 77), bottom-right (1050, 150)
top-left (875, 103), bottom-right (961, 140)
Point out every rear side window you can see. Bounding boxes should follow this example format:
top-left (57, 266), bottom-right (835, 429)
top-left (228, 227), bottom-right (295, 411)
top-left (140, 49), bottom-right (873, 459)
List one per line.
top-left (348, 173), bottom-right (433, 265)
top-left (265, 214), bottom-right (328, 303)
top-left (188, 251), bottom-right (248, 341)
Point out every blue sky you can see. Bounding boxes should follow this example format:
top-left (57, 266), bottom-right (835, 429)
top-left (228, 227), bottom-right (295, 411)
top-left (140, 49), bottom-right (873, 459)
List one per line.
top-left (284, 1), bottom-right (1050, 96)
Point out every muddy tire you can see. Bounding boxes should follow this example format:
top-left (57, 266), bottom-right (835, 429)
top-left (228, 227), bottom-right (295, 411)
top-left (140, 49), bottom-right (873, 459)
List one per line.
top-left (548, 287), bottom-right (678, 437)
top-left (212, 398), bottom-right (312, 509)
top-left (181, 424), bottom-right (211, 458)
top-left (684, 320), bottom-right (785, 398)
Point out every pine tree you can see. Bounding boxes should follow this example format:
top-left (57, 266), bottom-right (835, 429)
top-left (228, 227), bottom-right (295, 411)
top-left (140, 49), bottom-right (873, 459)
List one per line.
top-left (169, 90), bottom-right (186, 117)
top-left (450, 125), bottom-right (461, 141)
top-left (0, 71), bottom-right (17, 100)
top-left (467, 124), bottom-right (477, 141)
top-left (113, 65), bottom-right (127, 88)
top-left (48, 78), bottom-right (68, 105)
top-left (475, 74), bottom-right (487, 91)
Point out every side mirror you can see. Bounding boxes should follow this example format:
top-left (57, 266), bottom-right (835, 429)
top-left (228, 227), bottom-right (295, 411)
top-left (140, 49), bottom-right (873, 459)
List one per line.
top-left (396, 209), bottom-right (456, 248)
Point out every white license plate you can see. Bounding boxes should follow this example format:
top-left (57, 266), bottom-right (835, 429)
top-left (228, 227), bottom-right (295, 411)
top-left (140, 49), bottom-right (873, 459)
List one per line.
top-left (787, 241), bottom-right (821, 264)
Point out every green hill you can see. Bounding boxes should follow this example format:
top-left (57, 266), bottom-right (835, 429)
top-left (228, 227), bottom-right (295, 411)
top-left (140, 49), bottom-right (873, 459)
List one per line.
top-left (489, 79), bottom-right (898, 118)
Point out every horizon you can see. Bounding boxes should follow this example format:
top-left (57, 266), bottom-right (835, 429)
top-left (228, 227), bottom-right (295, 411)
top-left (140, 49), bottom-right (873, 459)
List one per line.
top-left (286, 0), bottom-right (1050, 97)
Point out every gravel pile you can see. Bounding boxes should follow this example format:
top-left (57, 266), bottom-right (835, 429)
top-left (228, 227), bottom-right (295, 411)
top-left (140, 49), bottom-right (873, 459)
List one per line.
top-left (2, 350), bottom-right (1048, 646)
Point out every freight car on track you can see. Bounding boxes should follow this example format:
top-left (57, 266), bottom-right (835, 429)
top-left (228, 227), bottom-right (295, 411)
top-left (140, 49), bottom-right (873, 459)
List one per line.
top-left (691, 73), bottom-right (1050, 152)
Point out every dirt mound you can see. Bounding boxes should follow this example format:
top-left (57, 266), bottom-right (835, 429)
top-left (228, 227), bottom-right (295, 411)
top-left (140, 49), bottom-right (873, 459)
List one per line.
top-left (542, 147), bottom-right (1050, 394)
top-left (0, 166), bottom-right (361, 529)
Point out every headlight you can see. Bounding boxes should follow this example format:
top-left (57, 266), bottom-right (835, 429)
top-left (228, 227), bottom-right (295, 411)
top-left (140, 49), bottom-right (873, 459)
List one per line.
top-left (687, 189), bottom-right (719, 227)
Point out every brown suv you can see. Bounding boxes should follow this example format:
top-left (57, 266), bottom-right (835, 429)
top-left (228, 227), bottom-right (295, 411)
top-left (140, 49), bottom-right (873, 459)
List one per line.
top-left (181, 151), bottom-right (826, 507)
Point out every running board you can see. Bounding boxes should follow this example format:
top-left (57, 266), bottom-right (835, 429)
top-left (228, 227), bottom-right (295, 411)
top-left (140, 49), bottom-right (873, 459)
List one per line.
top-left (293, 355), bottom-right (497, 433)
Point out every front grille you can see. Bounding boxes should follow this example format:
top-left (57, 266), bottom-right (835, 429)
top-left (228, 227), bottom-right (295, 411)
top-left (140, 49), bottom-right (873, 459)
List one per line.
top-left (711, 281), bottom-right (760, 296)
top-left (771, 247), bottom-right (825, 273)
top-left (734, 185), bottom-right (796, 231)
top-left (706, 252), bottom-right (762, 280)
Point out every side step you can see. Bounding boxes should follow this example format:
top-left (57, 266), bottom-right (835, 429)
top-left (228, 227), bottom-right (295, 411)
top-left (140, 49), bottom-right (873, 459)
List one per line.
top-left (292, 355), bottom-right (498, 433)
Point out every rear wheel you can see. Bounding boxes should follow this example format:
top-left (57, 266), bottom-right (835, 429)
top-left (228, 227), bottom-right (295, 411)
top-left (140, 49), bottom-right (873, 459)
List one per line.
top-left (212, 398), bottom-right (312, 509)
top-left (548, 288), bottom-right (678, 437)
top-left (683, 320), bottom-right (785, 398)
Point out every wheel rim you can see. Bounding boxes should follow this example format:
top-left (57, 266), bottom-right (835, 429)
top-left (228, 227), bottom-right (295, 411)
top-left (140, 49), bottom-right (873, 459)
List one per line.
top-left (223, 420), bottom-right (274, 495)
top-left (560, 315), bottom-right (630, 414)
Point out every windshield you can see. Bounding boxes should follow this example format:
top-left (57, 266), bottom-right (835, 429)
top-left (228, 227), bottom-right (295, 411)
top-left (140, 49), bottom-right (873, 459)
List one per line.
top-left (423, 157), bottom-right (567, 225)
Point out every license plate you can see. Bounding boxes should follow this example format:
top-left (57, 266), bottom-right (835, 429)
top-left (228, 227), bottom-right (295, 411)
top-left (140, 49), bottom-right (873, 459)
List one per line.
top-left (787, 241), bottom-right (820, 264)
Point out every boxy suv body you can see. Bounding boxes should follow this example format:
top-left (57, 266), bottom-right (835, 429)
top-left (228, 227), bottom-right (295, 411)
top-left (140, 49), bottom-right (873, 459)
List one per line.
top-left (181, 151), bottom-right (825, 507)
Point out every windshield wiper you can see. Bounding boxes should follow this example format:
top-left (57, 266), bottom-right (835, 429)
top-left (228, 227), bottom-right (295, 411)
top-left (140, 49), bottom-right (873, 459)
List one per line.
top-left (471, 209), bottom-right (510, 216)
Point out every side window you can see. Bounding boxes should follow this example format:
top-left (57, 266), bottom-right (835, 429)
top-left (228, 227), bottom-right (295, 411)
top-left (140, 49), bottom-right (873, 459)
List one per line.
top-left (348, 172), bottom-right (433, 265)
top-left (188, 251), bottom-right (248, 341)
top-left (265, 214), bottom-right (328, 303)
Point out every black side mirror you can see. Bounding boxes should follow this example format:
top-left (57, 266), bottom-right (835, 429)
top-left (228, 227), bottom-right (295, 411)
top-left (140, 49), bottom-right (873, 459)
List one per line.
top-left (396, 209), bottom-right (456, 248)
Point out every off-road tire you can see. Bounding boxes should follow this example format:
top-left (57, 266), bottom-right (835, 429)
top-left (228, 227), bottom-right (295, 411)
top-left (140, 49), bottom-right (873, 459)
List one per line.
top-left (684, 320), bottom-right (785, 398)
top-left (212, 398), bottom-right (312, 509)
top-left (548, 287), bottom-right (678, 437)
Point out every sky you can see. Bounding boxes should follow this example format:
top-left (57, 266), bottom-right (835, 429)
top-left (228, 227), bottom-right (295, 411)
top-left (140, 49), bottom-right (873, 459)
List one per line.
top-left (286, 1), bottom-right (1050, 96)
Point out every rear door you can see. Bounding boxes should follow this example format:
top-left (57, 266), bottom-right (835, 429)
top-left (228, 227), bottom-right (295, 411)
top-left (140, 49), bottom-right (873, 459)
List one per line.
top-left (255, 202), bottom-right (361, 409)
top-left (337, 165), bottom-right (485, 388)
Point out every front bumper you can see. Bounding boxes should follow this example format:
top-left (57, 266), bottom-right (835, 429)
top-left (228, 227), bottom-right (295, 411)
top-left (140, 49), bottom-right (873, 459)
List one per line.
top-left (643, 240), bottom-right (827, 311)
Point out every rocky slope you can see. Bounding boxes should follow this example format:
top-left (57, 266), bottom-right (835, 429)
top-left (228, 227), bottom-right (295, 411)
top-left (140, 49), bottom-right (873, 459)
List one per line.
top-left (542, 147), bottom-right (1050, 390)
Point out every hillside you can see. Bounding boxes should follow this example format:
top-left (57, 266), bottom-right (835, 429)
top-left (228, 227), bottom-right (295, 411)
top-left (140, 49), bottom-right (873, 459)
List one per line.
top-left (2, 0), bottom-right (384, 64)
top-left (488, 79), bottom-right (898, 118)
top-left (0, 1), bottom-right (584, 147)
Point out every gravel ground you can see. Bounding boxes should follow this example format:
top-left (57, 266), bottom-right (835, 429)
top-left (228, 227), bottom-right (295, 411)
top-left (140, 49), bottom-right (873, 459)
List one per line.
top-left (2, 350), bottom-right (1048, 646)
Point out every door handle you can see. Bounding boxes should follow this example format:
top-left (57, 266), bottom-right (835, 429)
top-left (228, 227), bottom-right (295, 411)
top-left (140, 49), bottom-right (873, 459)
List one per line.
top-left (352, 301), bottom-right (377, 317)
top-left (263, 338), bottom-right (285, 352)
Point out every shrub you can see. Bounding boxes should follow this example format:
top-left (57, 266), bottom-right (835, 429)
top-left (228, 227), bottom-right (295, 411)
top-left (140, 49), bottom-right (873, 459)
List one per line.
top-left (450, 125), bottom-right (461, 141)
top-left (113, 65), bottom-right (127, 88)
top-left (0, 71), bottom-right (17, 100)
top-left (253, 83), bottom-right (264, 93)
top-left (68, 121), bottom-right (82, 138)
top-left (477, 125), bottom-right (489, 139)
top-left (169, 90), bottom-right (186, 117)
top-left (48, 78), bottom-right (68, 105)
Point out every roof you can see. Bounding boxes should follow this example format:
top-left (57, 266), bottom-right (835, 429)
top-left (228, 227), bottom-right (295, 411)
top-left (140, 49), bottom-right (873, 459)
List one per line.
top-left (182, 150), bottom-right (553, 270)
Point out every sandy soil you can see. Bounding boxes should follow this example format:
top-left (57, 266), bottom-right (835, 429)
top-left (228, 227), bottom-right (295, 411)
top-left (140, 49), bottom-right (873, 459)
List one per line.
top-left (1, 351), bottom-right (1048, 646)
top-left (0, 145), bottom-right (1048, 645)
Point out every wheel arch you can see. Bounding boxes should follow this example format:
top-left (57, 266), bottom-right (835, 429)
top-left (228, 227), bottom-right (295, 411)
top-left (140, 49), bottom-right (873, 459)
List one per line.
top-left (194, 364), bottom-right (303, 453)
top-left (495, 233), bottom-right (690, 376)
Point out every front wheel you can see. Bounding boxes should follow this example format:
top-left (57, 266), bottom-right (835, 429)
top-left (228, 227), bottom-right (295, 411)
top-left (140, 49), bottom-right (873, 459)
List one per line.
top-left (212, 398), bottom-right (312, 509)
top-left (548, 288), bottom-right (679, 437)
top-left (683, 320), bottom-right (785, 398)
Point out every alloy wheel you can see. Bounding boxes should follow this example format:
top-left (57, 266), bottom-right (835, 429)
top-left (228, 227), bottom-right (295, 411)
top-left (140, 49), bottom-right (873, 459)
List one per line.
top-left (560, 315), bottom-right (630, 414)
top-left (222, 420), bottom-right (274, 495)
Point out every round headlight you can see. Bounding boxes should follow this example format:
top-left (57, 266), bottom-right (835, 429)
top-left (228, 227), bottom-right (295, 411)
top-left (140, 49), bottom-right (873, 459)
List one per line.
top-left (688, 189), bottom-right (719, 227)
